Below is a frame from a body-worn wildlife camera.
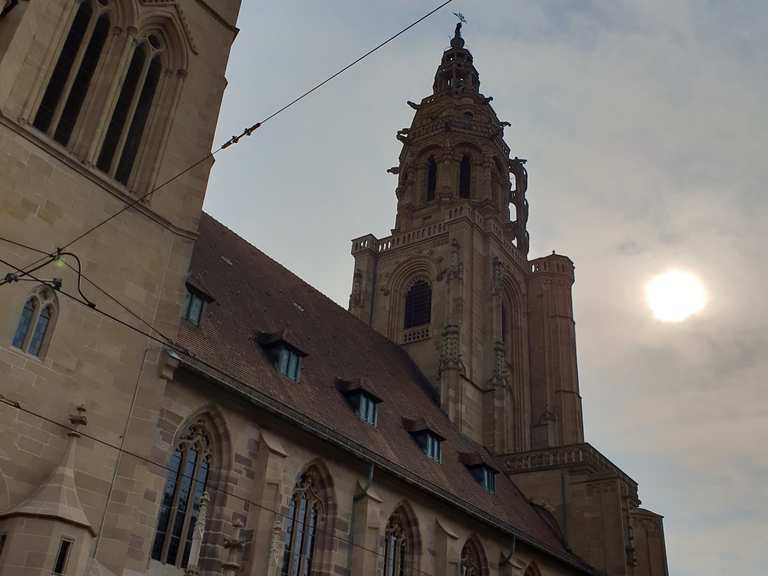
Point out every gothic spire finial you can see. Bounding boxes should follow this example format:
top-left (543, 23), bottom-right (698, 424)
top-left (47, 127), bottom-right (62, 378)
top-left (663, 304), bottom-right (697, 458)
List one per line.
top-left (451, 21), bottom-right (465, 49)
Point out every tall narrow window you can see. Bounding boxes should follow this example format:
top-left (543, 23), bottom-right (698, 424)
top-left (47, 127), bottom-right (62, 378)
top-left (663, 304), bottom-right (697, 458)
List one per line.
top-left (426, 157), bottom-right (437, 201)
top-left (53, 539), bottom-right (73, 575)
top-left (404, 280), bottom-right (432, 329)
top-left (460, 538), bottom-right (486, 576)
top-left (11, 287), bottom-right (57, 358)
top-left (459, 155), bottom-right (471, 198)
top-left (383, 507), bottom-right (415, 576)
top-left (34, 1), bottom-right (111, 145)
top-left (281, 470), bottom-right (324, 576)
top-left (151, 421), bottom-right (211, 569)
top-left (98, 34), bottom-right (165, 187)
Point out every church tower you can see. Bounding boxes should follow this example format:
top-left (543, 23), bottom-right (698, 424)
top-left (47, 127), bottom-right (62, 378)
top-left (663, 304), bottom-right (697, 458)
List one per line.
top-left (349, 23), bottom-right (583, 453)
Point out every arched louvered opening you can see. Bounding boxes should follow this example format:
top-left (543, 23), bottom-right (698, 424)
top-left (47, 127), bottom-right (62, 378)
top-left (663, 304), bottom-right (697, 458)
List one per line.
top-left (151, 419), bottom-right (212, 569)
top-left (34, 1), bottom-right (111, 146)
top-left (11, 286), bottom-right (57, 358)
top-left (459, 155), bottom-right (471, 198)
top-left (97, 33), bottom-right (165, 187)
top-left (404, 280), bottom-right (432, 329)
top-left (426, 157), bottom-right (437, 202)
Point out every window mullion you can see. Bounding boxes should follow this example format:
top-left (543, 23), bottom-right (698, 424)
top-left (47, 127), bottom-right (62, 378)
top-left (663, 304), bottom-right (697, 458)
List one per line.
top-left (160, 447), bottom-right (188, 563)
top-left (110, 47), bottom-right (153, 177)
top-left (23, 299), bottom-right (42, 351)
top-left (49, 7), bottom-right (100, 135)
top-left (175, 450), bottom-right (203, 567)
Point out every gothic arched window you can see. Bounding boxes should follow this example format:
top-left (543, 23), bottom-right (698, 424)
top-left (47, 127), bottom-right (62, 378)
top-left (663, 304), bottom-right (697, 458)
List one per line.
top-left (404, 280), bottom-right (432, 329)
top-left (11, 286), bottom-right (57, 357)
top-left (33, 0), bottom-right (111, 146)
top-left (281, 469), bottom-right (325, 576)
top-left (460, 538), bottom-right (486, 576)
top-left (151, 421), bottom-right (211, 569)
top-left (383, 506), bottom-right (417, 576)
top-left (426, 157), bottom-right (437, 202)
top-left (459, 155), bottom-right (471, 198)
top-left (98, 33), bottom-right (165, 186)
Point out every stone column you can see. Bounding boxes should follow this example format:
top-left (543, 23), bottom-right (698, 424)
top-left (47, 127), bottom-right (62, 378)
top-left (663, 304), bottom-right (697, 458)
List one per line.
top-left (245, 431), bottom-right (288, 576)
top-left (350, 481), bottom-right (383, 575)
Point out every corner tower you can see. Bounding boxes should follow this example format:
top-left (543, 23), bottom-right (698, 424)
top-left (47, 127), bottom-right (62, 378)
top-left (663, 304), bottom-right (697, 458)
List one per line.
top-left (349, 24), bottom-right (546, 452)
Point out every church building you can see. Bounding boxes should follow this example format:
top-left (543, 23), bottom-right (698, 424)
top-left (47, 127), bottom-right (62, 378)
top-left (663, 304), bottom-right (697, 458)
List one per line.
top-left (0, 2), bottom-right (668, 575)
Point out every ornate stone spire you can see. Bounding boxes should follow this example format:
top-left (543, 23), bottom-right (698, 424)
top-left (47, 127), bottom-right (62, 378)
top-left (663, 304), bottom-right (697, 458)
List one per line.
top-left (0, 405), bottom-right (94, 535)
top-left (433, 23), bottom-right (480, 95)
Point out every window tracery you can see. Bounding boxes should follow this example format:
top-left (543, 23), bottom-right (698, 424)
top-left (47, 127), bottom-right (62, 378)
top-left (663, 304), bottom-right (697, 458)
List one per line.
top-left (281, 468), bottom-right (325, 576)
top-left (460, 538), bottom-right (485, 576)
top-left (98, 32), bottom-right (165, 186)
top-left (33, 0), bottom-right (112, 147)
top-left (151, 420), bottom-right (211, 569)
top-left (11, 286), bottom-right (57, 358)
top-left (384, 509), bottom-right (413, 576)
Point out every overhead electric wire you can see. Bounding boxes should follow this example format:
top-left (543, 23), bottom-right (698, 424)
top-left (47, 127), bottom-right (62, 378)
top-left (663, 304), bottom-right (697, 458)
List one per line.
top-left (1, 0), bottom-right (453, 287)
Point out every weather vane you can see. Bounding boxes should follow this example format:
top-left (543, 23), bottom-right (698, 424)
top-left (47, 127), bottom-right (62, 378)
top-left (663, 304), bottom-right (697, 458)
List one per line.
top-left (453, 12), bottom-right (467, 24)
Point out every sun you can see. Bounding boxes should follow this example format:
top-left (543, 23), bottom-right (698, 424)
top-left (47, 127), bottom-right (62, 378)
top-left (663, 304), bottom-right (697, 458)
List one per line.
top-left (645, 270), bottom-right (707, 322)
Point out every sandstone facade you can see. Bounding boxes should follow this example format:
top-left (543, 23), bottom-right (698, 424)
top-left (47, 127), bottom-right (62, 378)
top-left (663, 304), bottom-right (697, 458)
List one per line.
top-left (0, 5), bottom-right (667, 576)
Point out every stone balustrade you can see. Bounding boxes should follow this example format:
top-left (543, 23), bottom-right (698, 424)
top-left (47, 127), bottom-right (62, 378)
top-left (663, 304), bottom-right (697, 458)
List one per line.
top-left (503, 443), bottom-right (640, 507)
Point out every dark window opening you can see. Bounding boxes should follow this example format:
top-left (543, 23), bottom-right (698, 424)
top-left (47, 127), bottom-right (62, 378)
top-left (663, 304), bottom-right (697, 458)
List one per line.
top-left (501, 302), bottom-right (508, 344)
top-left (270, 347), bottom-right (302, 382)
top-left (347, 391), bottom-right (379, 426)
top-left (459, 155), bottom-right (471, 198)
top-left (413, 431), bottom-right (442, 463)
top-left (404, 280), bottom-right (431, 329)
top-left (0, 534), bottom-right (6, 560)
top-left (426, 157), bottom-right (437, 201)
top-left (53, 539), bottom-right (72, 575)
top-left (12, 298), bottom-right (36, 349)
top-left (54, 12), bottom-right (109, 145)
top-left (34, 1), bottom-right (93, 133)
top-left (116, 54), bottom-right (161, 185)
top-left (469, 465), bottom-right (496, 494)
top-left (183, 289), bottom-right (206, 326)
top-left (97, 44), bottom-right (147, 173)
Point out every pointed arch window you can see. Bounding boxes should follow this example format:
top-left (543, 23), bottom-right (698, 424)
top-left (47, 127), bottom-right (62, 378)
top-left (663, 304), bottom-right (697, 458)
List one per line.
top-left (426, 157), bottom-right (437, 202)
top-left (404, 280), bottom-right (432, 329)
top-left (384, 508), bottom-right (414, 576)
top-left (98, 34), bottom-right (165, 186)
top-left (281, 469), bottom-right (325, 576)
top-left (33, 0), bottom-right (111, 147)
top-left (460, 538), bottom-right (486, 576)
top-left (11, 286), bottom-right (57, 358)
top-left (459, 155), bottom-right (471, 198)
top-left (151, 421), bottom-right (211, 569)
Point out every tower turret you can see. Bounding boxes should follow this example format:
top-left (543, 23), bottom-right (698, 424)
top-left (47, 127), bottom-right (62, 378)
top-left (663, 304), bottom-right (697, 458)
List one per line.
top-left (349, 27), bottom-right (534, 452)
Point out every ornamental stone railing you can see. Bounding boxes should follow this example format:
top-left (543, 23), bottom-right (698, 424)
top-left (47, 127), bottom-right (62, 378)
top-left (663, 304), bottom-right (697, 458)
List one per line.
top-left (352, 206), bottom-right (528, 269)
top-left (503, 443), bottom-right (640, 507)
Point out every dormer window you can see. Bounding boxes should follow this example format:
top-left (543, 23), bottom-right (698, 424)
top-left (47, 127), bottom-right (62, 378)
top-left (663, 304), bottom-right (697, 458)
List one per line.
top-left (183, 287), bottom-right (206, 326)
top-left (337, 378), bottom-right (382, 426)
top-left (349, 390), bottom-right (379, 426)
top-left (258, 332), bottom-right (307, 382)
top-left (414, 431), bottom-right (442, 463)
top-left (469, 465), bottom-right (497, 494)
top-left (273, 347), bottom-right (302, 381)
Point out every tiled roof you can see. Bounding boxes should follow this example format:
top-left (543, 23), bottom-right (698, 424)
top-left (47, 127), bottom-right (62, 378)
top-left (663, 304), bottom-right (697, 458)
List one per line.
top-left (178, 213), bottom-right (590, 571)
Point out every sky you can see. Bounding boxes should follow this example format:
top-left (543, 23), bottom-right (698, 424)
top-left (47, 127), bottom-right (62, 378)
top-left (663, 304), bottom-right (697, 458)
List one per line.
top-left (203, 2), bottom-right (768, 574)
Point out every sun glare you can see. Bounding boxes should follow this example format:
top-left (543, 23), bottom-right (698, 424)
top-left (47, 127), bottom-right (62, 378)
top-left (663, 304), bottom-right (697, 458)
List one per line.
top-left (645, 270), bottom-right (707, 322)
